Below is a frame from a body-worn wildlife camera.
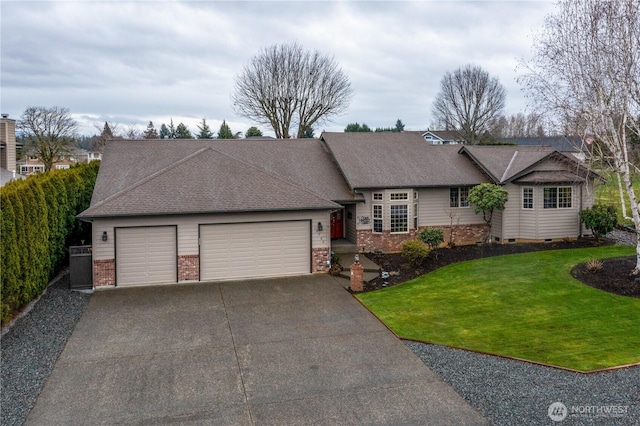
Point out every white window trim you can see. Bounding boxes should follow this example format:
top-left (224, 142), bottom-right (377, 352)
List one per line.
top-left (522, 187), bottom-right (534, 210)
top-left (390, 192), bottom-right (409, 201)
top-left (373, 192), bottom-right (383, 201)
top-left (543, 186), bottom-right (573, 209)
top-left (390, 204), bottom-right (409, 234)
top-left (373, 204), bottom-right (383, 233)
top-left (450, 187), bottom-right (470, 208)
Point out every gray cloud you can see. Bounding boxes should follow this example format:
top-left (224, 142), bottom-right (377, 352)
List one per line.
top-left (1, 1), bottom-right (555, 136)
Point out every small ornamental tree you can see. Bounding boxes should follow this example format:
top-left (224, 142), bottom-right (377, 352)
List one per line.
top-left (418, 228), bottom-right (444, 250)
top-left (468, 183), bottom-right (509, 243)
top-left (580, 204), bottom-right (617, 242)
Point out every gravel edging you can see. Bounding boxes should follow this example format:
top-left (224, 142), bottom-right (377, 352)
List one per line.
top-left (0, 272), bottom-right (92, 426)
top-left (406, 228), bottom-right (639, 425)
top-left (406, 341), bottom-right (640, 425)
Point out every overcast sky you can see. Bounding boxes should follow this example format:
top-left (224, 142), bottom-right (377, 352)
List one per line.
top-left (1, 0), bottom-right (557, 137)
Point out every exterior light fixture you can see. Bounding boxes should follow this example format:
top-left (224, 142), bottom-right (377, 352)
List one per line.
top-left (354, 254), bottom-right (360, 263)
top-left (317, 222), bottom-right (323, 232)
top-left (102, 231), bottom-right (108, 242)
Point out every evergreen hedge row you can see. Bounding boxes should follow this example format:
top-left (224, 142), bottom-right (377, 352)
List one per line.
top-left (1, 161), bottom-right (99, 325)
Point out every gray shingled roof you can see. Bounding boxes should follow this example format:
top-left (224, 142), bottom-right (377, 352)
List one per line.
top-left (320, 132), bottom-right (489, 189)
top-left (79, 139), bottom-right (345, 218)
top-left (496, 136), bottom-right (586, 153)
top-left (460, 145), bottom-right (593, 184)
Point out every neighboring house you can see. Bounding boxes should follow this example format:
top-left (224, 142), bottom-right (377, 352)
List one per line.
top-left (17, 148), bottom-right (102, 175)
top-left (422, 130), bottom-right (465, 145)
top-left (1, 114), bottom-right (17, 173)
top-left (0, 167), bottom-right (25, 187)
top-left (79, 132), bottom-right (598, 289)
top-left (496, 136), bottom-right (590, 162)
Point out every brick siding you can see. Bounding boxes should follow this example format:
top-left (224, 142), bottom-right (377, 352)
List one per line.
top-left (93, 259), bottom-right (115, 287)
top-left (178, 254), bottom-right (199, 281)
top-left (312, 248), bottom-right (330, 273)
top-left (357, 224), bottom-right (488, 253)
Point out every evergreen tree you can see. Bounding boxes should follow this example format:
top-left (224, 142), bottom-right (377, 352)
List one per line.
top-left (168, 119), bottom-right (177, 139)
top-left (217, 120), bottom-right (234, 139)
top-left (395, 119), bottom-right (405, 132)
top-left (302, 127), bottom-right (315, 138)
top-left (196, 118), bottom-right (214, 139)
top-left (245, 126), bottom-right (263, 137)
top-left (344, 122), bottom-right (372, 132)
top-left (175, 123), bottom-right (193, 139)
top-left (143, 121), bottom-right (159, 139)
top-left (159, 124), bottom-right (170, 139)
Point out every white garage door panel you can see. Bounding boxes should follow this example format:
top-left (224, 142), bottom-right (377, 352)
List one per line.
top-left (116, 226), bottom-right (177, 286)
top-left (200, 221), bottom-right (310, 281)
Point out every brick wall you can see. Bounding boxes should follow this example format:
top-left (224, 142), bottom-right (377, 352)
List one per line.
top-left (94, 259), bottom-right (115, 287)
top-left (357, 224), bottom-right (488, 253)
top-left (178, 254), bottom-right (199, 281)
top-left (441, 224), bottom-right (488, 246)
top-left (312, 248), bottom-right (330, 272)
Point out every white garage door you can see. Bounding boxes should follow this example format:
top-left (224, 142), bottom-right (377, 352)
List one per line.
top-left (115, 226), bottom-right (177, 287)
top-left (200, 221), bottom-right (310, 281)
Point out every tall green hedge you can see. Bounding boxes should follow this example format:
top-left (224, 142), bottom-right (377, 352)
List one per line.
top-left (1, 161), bottom-right (99, 324)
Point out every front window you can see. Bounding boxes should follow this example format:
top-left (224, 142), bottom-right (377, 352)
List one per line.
top-left (413, 203), bottom-right (418, 229)
top-left (450, 187), bottom-right (469, 208)
top-left (544, 187), bottom-right (572, 209)
top-left (543, 188), bottom-right (557, 208)
top-left (373, 204), bottom-right (383, 233)
top-left (558, 187), bottom-right (572, 208)
top-left (373, 192), bottom-right (383, 201)
top-left (522, 187), bottom-right (534, 209)
top-left (390, 205), bottom-right (408, 233)
top-left (390, 192), bottom-right (408, 200)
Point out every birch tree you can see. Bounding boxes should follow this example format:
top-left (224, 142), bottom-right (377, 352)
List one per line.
top-left (520, 0), bottom-right (640, 273)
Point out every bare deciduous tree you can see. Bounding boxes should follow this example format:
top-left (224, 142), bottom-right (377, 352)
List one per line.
top-left (18, 106), bottom-right (78, 171)
top-left (432, 64), bottom-right (506, 144)
top-left (519, 0), bottom-right (640, 273)
top-left (232, 42), bottom-right (353, 139)
top-left (490, 112), bottom-right (547, 138)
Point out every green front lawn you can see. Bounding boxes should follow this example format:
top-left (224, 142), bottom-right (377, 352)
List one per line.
top-left (357, 246), bottom-right (639, 371)
top-left (595, 170), bottom-right (639, 226)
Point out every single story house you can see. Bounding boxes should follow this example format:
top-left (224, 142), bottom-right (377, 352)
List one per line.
top-left (78, 131), bottom-right (598, 288)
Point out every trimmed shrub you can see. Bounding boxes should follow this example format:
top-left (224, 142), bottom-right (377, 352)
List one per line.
top-left (0, 161), bottom-right (99, 324)
top-left (580, 204), bottom-right (617, 242)
top-left (402, 240), bottom-right (431, 266)
top-left (418, 227), bottom-right (444, 249)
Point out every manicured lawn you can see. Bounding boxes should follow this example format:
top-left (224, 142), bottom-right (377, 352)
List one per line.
top-left (357, 246), bottom-right (639, 371)
top-left (595, 170), bottom-right (638, 226)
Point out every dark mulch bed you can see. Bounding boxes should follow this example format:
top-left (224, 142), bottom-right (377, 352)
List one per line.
top-left (363, 238), bottom-right (637, 297)
top-left (571, 256), bottom-right (640, 298)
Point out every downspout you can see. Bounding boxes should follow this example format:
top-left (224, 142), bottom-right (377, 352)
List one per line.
top-left (579, 183), bottom-right (583, 238)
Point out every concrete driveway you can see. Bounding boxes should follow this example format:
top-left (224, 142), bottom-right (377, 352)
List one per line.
top-left (26, 275), bottom-right (487, 425)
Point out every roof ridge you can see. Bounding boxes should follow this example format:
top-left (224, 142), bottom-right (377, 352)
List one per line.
top-left (84, 146), bottom-right (211, 213)
top-left (500, 150), bottom-right (518, 183)
top-left (208, 144), bottom-right (338, 205)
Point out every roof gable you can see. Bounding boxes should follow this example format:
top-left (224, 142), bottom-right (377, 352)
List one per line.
top-left (80, 140), bottom-right (342, 218)
top-left (321, 132), bottom-right (488, 189)
top-left (460, 145), bottom-right (595, 184)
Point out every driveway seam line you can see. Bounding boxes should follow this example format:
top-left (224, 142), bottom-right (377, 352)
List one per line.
top-left (219, 283), bottom-right (255, 425)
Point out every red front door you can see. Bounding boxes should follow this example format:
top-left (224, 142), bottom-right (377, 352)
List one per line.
top-left (330, 211), bottom-right (344, 239)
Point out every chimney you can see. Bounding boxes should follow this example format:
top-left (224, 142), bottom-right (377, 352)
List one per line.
top-left (1, 114), bottom-right (8, 119)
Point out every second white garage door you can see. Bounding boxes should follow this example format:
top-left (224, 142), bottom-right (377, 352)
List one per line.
top-left (200, 221), bottom-right (310, 281)
top-left (115, 226), bottom-right (177, 287)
